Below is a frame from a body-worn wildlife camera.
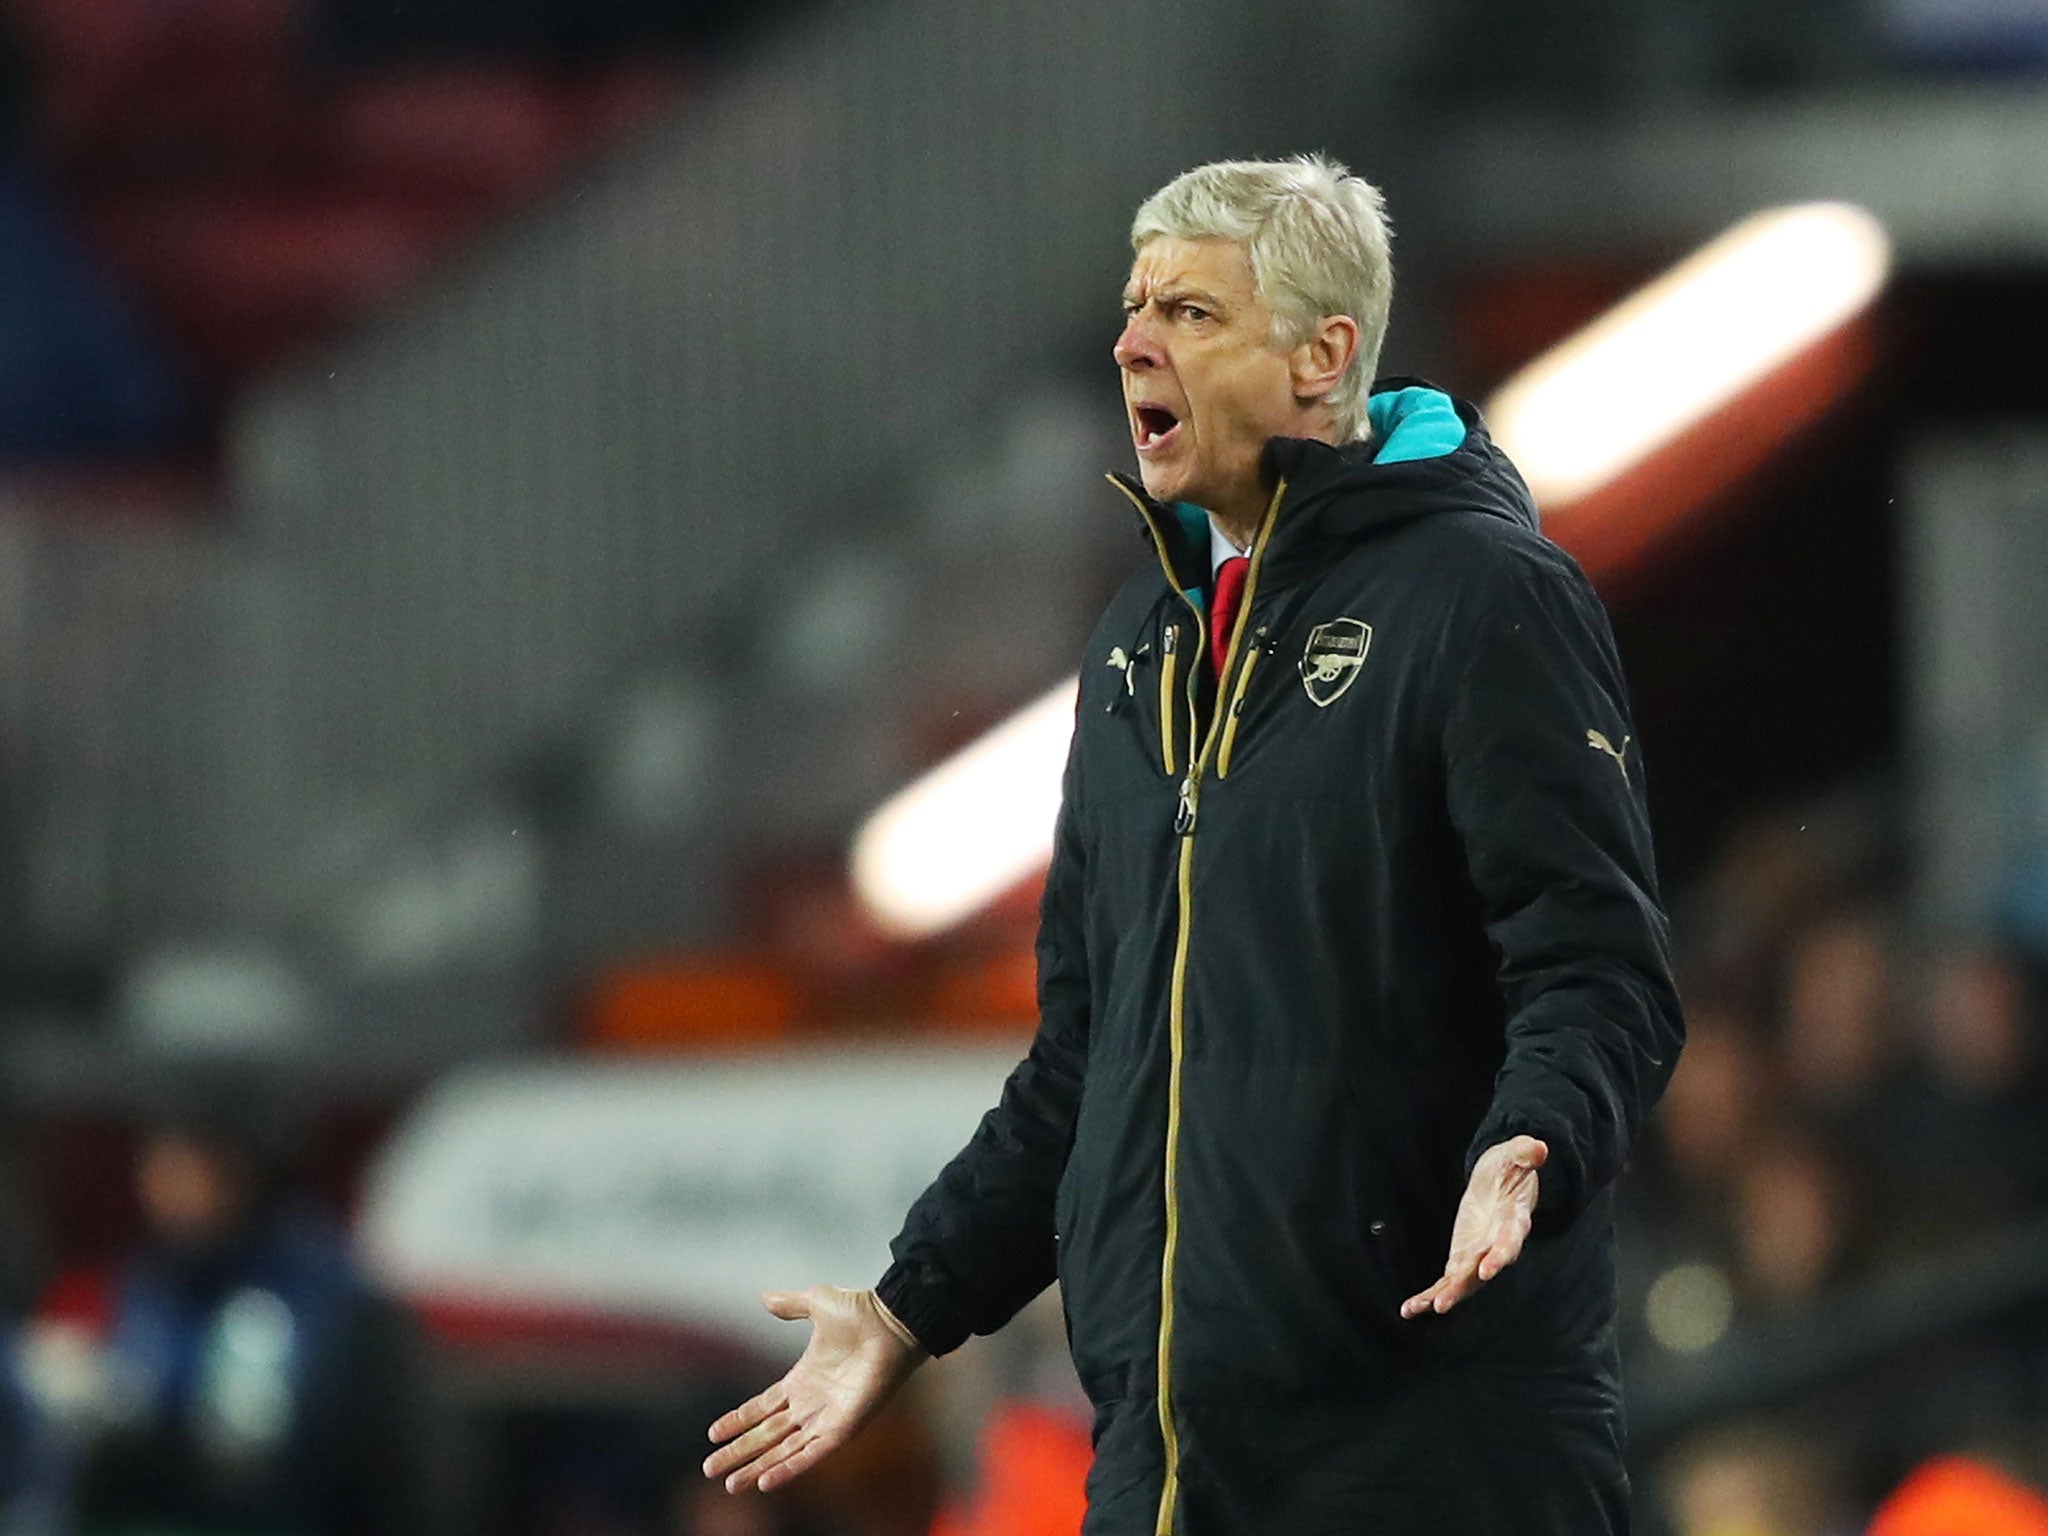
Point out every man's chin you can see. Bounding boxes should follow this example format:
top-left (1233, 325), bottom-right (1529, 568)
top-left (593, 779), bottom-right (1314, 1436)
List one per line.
top-left (1136, 462), bottom-right (1194, 506)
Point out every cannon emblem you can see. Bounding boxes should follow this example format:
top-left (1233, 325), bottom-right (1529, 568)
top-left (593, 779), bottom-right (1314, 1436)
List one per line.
top-left (1299, 618), bottom-right (1372, 708)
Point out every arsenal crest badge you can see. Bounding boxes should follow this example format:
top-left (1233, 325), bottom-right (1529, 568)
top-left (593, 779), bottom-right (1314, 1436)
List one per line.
top-left (1299, 618), bottom-right (1372, 707)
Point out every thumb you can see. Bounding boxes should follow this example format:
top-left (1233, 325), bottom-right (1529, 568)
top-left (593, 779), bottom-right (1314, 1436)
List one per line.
top-left (761, 1289), bottom-right (812, 1322)
top-left (1514, 1137), bottom-right (1549, 1170)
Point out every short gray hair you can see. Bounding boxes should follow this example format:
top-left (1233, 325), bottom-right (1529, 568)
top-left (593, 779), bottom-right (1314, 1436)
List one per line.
top-left (1131, 154), bottom-right (1393, 442)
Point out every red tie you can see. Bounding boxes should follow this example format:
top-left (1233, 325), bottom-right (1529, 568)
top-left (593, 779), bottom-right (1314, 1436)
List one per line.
top-left (1209, 554), bottom-right (1250, 681)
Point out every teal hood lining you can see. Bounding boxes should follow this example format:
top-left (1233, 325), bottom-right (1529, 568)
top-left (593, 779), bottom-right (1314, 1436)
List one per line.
top-left (1160, 384), bottom-right (1478, 584)
top-left (1366, 386), bottom-right (1467, 464)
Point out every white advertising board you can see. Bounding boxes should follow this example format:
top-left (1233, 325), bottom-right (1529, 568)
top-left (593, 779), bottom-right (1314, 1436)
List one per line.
top-left (357, 1045), bottom-right (1026, 1352)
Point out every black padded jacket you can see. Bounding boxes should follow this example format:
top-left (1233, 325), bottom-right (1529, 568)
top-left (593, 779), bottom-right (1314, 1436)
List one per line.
top-left (875, 381), bottom-right (1684, 1536)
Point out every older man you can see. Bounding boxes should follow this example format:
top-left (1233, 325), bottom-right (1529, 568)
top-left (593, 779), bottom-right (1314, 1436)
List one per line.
top-left (706, 155), bottom-right (1683, 1535)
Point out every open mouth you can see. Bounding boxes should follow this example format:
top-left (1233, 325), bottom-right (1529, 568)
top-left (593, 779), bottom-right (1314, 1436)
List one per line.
top-left (1133, 404), bottom-right (1182, 454)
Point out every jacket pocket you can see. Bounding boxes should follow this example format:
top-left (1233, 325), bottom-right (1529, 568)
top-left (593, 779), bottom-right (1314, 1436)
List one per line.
top-left (1157, 621), bottom-right (1181, 775)
top-left (1215, 624), bottom-right (1271, 778)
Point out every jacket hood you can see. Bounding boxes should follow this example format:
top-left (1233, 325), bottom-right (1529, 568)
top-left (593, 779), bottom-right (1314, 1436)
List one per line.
top-left (1114, 378), bottom-right (1538, 594)
top-left (1271, 378), bottom-right (1537, 532)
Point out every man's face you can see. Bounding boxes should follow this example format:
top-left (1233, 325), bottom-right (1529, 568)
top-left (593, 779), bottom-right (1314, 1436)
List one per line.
top-left (1115, 237), bottom-right (1299, 514)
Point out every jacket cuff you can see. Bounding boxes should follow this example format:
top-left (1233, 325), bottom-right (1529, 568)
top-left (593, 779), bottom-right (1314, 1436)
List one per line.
top-left (873, 1260), bottom-right (973, 1357)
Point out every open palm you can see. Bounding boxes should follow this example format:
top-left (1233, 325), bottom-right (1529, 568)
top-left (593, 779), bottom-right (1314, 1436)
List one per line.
top-left (703, 1285), bottom-right (925, 1494)
top-left (1401, 1135), bottom-right (1548, 1318)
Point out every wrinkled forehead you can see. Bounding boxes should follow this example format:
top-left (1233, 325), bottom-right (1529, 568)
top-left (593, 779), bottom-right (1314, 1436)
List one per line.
top-left (1124, 235), bottom-right (1259, 305)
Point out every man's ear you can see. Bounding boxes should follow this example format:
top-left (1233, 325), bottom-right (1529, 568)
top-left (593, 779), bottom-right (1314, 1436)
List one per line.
top-left (1291, 315), bottom-right (1359, 405)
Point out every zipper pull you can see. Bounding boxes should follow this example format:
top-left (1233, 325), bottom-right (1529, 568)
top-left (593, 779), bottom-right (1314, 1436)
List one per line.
top-left (1174, 776), bottom-right (1197, 836)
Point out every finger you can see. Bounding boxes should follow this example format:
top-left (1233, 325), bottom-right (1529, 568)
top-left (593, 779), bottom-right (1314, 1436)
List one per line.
top-left (707, 1407), bottom-right (798, 1478)
top-left (738, 1419), bottom-right (833, 1494)
top-left (724, 1430), bottom-right (803, 1495)
top-left (1430, 1269), bottom-right (1482, 1314)
top-left (1401, 1236), bottom-right (1481, 1317)
top-left (1429, 1240), bottom-right (1492, 1313)
top-left (1442, 1240), bottom-right (1485, 1284)
top-left (758, 1429), bottom-right (840, 1493)
top-left (761, 1289), bottom-right (812, 1322)
top-left (1515, 1137), bottom-right (1550, 1169)
top-left (1400, 1281), bottom-right (1443, 1319)
top-left (704, 1408), bottom-right (797, 1481)
top-left (707, 1382), bottom-right (788, 1446)
top-left (1402, 1261), bottom-right (1467, 1317)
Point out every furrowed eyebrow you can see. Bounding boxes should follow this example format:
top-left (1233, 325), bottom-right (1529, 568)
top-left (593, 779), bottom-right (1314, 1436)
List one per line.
top-left (1123, 287), bottom-right (1226, 312)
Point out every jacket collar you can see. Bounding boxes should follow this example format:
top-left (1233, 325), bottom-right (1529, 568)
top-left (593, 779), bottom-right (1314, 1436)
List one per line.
top-left (1109, 378), bottom-right (1534, 596)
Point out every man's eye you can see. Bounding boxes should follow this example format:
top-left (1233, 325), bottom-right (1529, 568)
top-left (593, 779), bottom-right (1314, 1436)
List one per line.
top-left (1180, 304), bottom-right (1210, 322)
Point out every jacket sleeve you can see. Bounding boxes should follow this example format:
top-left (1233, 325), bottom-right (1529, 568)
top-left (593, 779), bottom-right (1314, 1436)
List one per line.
top-left (872, 721), bottom-right (1091, 1355)
top-left (1444, 546), bottom-right (1683, 1232)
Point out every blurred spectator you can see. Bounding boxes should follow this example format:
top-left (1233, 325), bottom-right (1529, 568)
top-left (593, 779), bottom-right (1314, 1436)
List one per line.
top-left (1889, 943), bottom-right (2048, 1231)
top-left (1779, 912), bottom-right (1899, 1108)
top-left (1621, 1001), bottom-right (1768, 1359)
top-left (66, 1085), bottom-right (423, 1536)
top-left (0, 7), bottom-right (193, 465)
top-left (1775, 909), bottom-right (1914, 1178)
top-left (1925, 946), bottom-right (2033, 1097)
top-left (0, 163), bottom-right (196, 464)
top-left (1613, 786), bottom-right (2048, 1536)
top-left (669, 1471), bottom-right (800, 1536)
top-left (1660, 1421), bottom-right (1856, 1536)
top-left (1686, 812), bottom-right (1850, 1008)
top-left (1654, 1001), bottom-right (1775, 1201)
top-left (1730, 1129), bottom-right (1863, 1311)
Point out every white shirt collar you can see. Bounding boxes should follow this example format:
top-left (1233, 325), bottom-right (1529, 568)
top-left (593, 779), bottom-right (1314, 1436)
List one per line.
top-left (1207, 514), bottom-right (1248, 576)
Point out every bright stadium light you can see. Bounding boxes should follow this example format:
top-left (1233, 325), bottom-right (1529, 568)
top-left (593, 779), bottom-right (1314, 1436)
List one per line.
top-left (1487, 202), bottom-right (1892, 508)
top-left (852, 677), bottom-right (1080, 938)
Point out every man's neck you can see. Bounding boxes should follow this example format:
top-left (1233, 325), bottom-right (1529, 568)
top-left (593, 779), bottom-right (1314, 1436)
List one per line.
top-left (1203, 498), bottom-right (1262, 553)
top-left (1200, 417), bottom-right (1350, 547)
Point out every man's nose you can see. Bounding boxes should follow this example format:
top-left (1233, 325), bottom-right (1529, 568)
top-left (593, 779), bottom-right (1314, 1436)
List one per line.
top-left (1113, 313), bottom-right (1160, 370)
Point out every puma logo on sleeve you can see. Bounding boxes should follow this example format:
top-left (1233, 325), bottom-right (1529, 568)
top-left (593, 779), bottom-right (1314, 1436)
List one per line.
top-left (1586, 729), bottom-right (1632, 783)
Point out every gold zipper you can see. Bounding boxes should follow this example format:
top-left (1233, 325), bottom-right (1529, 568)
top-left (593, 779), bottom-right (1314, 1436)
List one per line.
top-left (1105, 474), bottom-right (1284, 1536)
top-left (1215, 625), bottom-right (1266, 779)
top-left (1153, 831), bottom-right (1196, 1536)
top-left (1112, 479), bottom-right (1207, 793)
top-left (1158, 625), bottom-right (1181, 776)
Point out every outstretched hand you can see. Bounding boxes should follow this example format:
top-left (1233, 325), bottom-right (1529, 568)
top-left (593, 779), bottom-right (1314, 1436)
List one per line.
top-left (1401, 1135), bottom-right (1547, 1319)
top-left (702, 1286), bottom-right (926, 1494)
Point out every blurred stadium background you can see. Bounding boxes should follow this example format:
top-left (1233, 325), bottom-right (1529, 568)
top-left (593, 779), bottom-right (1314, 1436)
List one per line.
top-left (4, 0), bottom-right (2048, 1532)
